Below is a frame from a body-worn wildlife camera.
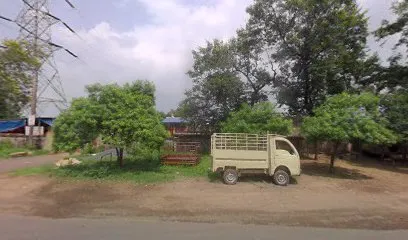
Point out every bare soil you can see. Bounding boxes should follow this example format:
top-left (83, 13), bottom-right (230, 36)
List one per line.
top-left (1, 155), bottom-right (408, 230)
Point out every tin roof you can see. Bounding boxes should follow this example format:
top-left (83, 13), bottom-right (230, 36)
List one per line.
top-left (162, 117), bottom-right (186, 124)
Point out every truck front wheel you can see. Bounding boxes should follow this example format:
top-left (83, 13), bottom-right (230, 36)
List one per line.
top-left (273, 170), bottom-right (290, 186)
top-left (223, 169), bottom-right (238, 185)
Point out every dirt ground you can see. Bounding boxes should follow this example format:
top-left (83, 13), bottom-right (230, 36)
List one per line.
top-left (1, 155), bottom-right (408, 230)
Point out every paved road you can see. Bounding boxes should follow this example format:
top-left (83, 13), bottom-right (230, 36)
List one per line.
top-left (0, 215), bottom-right (407, 240)
top-left (0, 153), bottom-right (67, 173)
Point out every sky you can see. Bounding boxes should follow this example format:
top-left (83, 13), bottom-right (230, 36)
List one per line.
top-left (0, 0), bottom-right (399, 116)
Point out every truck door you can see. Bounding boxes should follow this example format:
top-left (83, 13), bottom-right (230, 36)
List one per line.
top-left (272, 138), bottom-right (300, 175)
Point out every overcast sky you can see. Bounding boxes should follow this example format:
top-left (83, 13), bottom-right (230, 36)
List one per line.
top-left (0, 0), bottom-right (398, 116)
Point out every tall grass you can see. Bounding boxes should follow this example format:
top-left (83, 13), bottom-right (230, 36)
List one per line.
top-left (14, 155), bottom-right (216, 184)
top-left (0, 140), bottom-right (50, 159)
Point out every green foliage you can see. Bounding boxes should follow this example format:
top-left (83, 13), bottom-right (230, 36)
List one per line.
top-left (0, 140), bottom-right (14, 150)
top-left (376, 0), bottom-right (408, 48)
top-left (0, 40), bottom-right (39, 119)
top-left (246, 0), bottom-right (376, 116)
top-left (374, 0), bottom-right (408, 92)
top-left (180, 43), bottom-right (247, 132)
top-left (0, 140), bottom-right (49, 159)
top-left (302, 92), bottom-right (397, 145)
top-left (302, 92), bottom-right (397, 172)
top-left (53, 81), bottom-right (168, 166)
top-left (221, 102), bottom-right (293, 135)
top-left (53, 97), bottom-right (101, 153)
top-left (381, 91), bottom-right (408, 142)
top-left (15, 155), bottom-right (213, 184)
top-left (82, 143), bottom-right (96, 155)
top-left (181, 37), bottom-right (276, 133)
top-left (13, 164), bottom-right (54, 176)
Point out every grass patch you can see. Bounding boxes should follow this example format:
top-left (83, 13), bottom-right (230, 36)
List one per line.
top-left (0, 148), bottom-right (50, 159)
top-left (13, 164), bottom-right (54, 176)
top-left (13, 155), bottom-right (216, 184)
top-left (0, 141), bottom-right (50, 159)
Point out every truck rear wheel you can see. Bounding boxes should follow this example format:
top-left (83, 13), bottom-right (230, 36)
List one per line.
top-left (223, 169), bottom-right (238, 185)
top-left (273, 170), bottom-right (290, 186)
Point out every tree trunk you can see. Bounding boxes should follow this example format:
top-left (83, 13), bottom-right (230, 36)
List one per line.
top-left (358, 140), bottom-right (363, 161)
top-left (329, 142), bottom-right (339, 174)
top-left (116, 147), bottom-right (124, 168)
top-left (403, 144), bottom-right (407, 162)
top-left (314, 141), bottom-right (318, 160)
top-left (250, 90), bottom-right (260, 106)
top-left (381, 146), bottom-right (385, 163)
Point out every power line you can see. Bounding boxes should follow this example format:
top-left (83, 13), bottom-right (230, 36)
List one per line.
top-left (0, 0), bottom-right (79, 145)
top-left (64, 0), bottom-right (75, 9)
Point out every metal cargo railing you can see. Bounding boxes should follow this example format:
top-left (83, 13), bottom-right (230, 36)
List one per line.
top-left (211, 133), bottom-right (268, 151)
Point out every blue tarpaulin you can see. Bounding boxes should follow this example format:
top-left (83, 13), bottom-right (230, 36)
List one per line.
top-left (39, 118), bottom-right (55, 126)
top-left (0, 119), bottom-right (26, 133)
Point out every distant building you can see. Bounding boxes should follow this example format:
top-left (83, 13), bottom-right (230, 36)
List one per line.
top-left (0, 117), bottom-right (55, 148)
top-left (0, 117), bottom-right (55, 135)
top-left (162, 116), bottom-right (189, 137)
top-left (162, 116), bottom-right (211, 153)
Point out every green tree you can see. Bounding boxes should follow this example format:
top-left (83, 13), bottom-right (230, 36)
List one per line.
top-left (221, 102), bottom-right (293, 135)
top-left (53, 97), bottom-right (101, 153)
top-left (188, 39), bottom-right (275, 106)
top-left (231, 29), bottom-right (277, 105)
top-left (375, 0), bottom-right (408, 92)
top-left (53, 81), bottom-right (168, 167)
top-left (246, 0), bottom-right (376, 116)
top-left (376, 0), bottom-right (408, 49)
top-left (0, 40), bottom-right (39, 119)
top-left (177, 73), bottom-right (245, 133)
top-left (381, 91), bottom-right (408, 159)
top-left (302, 92), bottom-right (397, 173)
top-left (182, 37), bottom-right (277, 133)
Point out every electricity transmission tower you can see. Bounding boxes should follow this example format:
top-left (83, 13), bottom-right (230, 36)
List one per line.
top-left (1, 0), bottom-right (77, 145)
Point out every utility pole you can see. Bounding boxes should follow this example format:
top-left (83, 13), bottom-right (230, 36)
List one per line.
top-left (27, 0), bottom-right (40, 146)
top-left (0, 0), bottom-right (77, 146)
top-left (12, 0), bottom-right (77, 147)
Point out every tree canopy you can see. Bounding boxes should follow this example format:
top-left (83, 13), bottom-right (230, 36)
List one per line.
top-left (374, 0), bottom-right (408, 92)
top-left (179, 0), bottom-right (381, 134)
top-left (381, 91), bottom-right (408, 143)
top-left (246, 0), bottom-right (375, 116)
top-left (0, 40), bottom-right (39, 119)
top-left (221, 102), bottom-right (292, 135)
top-left (53, 81), bottom-right (168, 167)
top-left (302, 92), bottom-right (397, 172)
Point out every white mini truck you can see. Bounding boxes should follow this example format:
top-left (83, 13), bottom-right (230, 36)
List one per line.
top-left (211, 133), bottom-right (301, 186)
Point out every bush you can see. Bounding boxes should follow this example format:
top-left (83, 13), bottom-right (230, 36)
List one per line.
top-left (49, 155), bottom-right (212, 183)
top-left (82, 143), bottom-right (95, 154)
top-left (0, 140), bottom-right (14, 150)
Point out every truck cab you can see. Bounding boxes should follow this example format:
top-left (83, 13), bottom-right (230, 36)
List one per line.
top-left (211, 133), bottom-right (301, 186)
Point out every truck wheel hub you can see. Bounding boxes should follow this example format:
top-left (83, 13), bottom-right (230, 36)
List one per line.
top-left (226, 173), bottom-right (236, 182)
top-left (277, 174), bottom-right (287, 184)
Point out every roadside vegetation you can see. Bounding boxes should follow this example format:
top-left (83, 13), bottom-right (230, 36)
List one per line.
top-left (13, 155), bottom-right (215, 184)
top-left (0, 141), bottom-right (49, 159)
top-left (4, 0), bottom-right (408, 176)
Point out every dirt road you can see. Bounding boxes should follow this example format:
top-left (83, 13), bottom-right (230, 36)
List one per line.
top-left (1, 156), bottom-right (408, 229)
top-left (0, 153), bottom-right (67, 173)
top-left (1, 215), bottom-right (407, 240)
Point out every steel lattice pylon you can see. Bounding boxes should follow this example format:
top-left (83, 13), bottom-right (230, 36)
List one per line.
top-left (15, 0), bottom-right (68, 118)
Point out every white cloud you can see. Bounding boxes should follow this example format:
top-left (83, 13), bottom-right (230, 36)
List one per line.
top-left (54, 0), bottom-right (252, 114)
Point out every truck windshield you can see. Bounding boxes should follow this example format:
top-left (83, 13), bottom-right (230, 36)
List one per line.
top-left (276, 140), bottom-right (295, 155)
